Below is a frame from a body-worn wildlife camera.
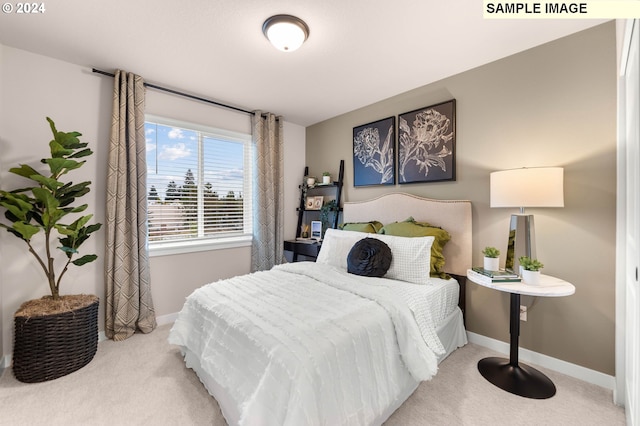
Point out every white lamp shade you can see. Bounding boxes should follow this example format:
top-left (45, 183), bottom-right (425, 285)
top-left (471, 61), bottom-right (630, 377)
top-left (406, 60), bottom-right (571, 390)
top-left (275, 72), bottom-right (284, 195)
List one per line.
top-left (263, 15), bottom-right (309, 52)
top-left (490, 167), bottom-right (564, 208)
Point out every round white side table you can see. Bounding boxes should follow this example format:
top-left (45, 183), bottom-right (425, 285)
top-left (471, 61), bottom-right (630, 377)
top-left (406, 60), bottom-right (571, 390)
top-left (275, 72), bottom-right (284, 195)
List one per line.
top-left (467, 271), bottom-right (575, 399)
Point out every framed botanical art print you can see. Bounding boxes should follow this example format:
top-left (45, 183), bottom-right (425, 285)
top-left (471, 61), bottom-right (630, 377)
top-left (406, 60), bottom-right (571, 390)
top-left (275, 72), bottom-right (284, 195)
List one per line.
top-left (352, 116), bottom-right (395, 186)
top-left (398, 99), bottom-right (456, 184)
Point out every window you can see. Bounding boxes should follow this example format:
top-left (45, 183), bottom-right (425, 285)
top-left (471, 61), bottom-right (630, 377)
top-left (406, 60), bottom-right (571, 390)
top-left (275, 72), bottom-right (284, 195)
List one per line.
top-left (145, 116), bottom-right (252, 255)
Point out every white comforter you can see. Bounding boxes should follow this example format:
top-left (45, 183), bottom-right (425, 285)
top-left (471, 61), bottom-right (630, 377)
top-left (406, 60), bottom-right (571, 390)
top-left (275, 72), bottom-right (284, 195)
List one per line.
top-left (169, 262), bottom-right (450, 426)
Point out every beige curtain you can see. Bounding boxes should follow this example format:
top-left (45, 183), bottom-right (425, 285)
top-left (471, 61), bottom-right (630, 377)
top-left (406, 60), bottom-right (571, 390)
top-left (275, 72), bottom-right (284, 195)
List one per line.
top-left (105, 70), bottom-right (157, 340)
top-left (251, 111), bottom-right (285, 271)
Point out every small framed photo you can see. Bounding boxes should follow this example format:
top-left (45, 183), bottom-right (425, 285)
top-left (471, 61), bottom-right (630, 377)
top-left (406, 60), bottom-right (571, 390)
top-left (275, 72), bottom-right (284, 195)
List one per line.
top-left (310, 221), bottom-right (322, 240)
top-left (306, 196), bottom-right (323, 210)
top-left (312, 196), bottom-right (323, 210)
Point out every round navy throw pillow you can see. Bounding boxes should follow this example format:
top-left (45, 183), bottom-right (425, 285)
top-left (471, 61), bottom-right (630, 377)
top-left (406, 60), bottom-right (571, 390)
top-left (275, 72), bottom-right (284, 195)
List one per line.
top-left (347, 238), bottom-right (392, 277)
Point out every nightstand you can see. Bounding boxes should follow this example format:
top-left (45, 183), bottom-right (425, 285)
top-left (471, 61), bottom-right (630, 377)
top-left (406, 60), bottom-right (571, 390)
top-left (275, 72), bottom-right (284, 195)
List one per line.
top-left (467, 271), bottom-right (576, 399)
top-left (284, 240), bottom-right (322, 262)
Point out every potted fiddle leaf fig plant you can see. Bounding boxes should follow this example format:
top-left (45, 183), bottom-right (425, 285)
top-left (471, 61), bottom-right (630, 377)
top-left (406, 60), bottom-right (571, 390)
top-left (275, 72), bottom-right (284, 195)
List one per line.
top-left (0, 117), bottom-right (102, 383)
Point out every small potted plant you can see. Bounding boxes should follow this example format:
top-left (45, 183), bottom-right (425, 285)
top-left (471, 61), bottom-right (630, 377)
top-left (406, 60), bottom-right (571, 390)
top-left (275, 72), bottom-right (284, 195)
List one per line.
top-left (482, 246), bottom-right (500, 271)
top-left (519, 256), bottom-right (544, 285)
top-left (320, 199), bottom-right (337, 237)
top-left (322, 171), bottom-right (331, 184)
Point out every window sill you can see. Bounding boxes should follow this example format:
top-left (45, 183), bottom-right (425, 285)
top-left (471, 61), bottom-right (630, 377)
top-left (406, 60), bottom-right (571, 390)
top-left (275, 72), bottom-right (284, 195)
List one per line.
top-left (149, 235), bottom-right (253, 257)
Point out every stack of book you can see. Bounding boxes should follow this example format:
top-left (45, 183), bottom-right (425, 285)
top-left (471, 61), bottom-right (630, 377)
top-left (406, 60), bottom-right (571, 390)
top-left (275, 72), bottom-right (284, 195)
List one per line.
top-left (468, 267), bottom-right (522, 284)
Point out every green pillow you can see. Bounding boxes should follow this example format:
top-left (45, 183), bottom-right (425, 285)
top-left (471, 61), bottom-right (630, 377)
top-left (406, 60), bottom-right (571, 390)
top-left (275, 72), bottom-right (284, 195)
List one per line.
top-left (379, 217), bottom-right (451, 279)
top-left (339, 221), bottom-right (383, 234)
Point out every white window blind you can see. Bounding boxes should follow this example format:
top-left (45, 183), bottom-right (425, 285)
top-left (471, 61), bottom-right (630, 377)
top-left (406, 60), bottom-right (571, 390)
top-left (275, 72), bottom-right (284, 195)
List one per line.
top-left (145, 116), bottom-right (252, 252)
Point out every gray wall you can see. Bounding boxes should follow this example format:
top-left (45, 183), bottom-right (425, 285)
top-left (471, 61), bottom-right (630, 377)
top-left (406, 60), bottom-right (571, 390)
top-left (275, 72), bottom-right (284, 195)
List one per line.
top-left (306, 22), bottom-right (617, 375)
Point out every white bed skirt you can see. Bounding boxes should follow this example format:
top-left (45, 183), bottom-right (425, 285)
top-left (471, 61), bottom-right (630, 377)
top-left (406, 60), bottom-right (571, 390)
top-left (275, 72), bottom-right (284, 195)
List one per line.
top-left (179, 307), bottom-right (467, 426)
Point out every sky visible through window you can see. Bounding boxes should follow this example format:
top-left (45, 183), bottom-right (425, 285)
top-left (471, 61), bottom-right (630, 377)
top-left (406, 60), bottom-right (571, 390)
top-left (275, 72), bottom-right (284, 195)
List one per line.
top-left (145, 122), bottom-right (245, 200)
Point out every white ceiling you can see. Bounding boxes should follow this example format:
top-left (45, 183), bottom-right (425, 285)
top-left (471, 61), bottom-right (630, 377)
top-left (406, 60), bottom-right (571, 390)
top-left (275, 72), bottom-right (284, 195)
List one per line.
top-left (0, 0), bottom-right (607, 127)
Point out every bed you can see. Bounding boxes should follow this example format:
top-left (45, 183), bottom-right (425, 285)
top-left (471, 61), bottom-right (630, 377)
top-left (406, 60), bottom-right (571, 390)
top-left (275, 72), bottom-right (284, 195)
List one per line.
top-left (169, 193), bottom-right (472, 425)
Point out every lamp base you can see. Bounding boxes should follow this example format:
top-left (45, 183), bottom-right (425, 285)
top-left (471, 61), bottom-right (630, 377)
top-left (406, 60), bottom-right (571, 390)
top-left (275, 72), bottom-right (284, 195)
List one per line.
top-left (505, 214), bottom-right (536, 272)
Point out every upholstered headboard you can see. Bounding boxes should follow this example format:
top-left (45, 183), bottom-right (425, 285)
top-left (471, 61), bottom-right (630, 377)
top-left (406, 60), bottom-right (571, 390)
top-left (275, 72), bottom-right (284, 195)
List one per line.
top-left (343, 193), bottom-right (472, 276)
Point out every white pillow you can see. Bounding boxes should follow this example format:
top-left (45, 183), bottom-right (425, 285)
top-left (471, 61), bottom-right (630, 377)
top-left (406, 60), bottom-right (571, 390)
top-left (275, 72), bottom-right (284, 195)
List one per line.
top-left (317, 228), bottom-right (434, 285)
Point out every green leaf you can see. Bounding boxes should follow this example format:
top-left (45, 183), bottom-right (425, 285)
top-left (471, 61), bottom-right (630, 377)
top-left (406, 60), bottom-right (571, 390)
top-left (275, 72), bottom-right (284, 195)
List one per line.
top-left (58, 236), bottom-right (74, 257)
top-left (54, 224), bottom-right (76, 236)
top-left (69, 148), bottom-right (93, 159)
top-left (48, 209), bottom-right (66, 225)
top-left (30, 175), bottom-right (63, 192)
top-left (13, 222), bottom-right (41, 241)
top-left (47, 116), bottom-right (58, 135)
top-left (49, 140), bottom-right (74, 158)
top-left (58, 217), bottom-right (101, 254)
top-left (68, 222), bottom-right (102, 249)
top-left (70, 204), bottom-right (88, 213)
top-left (48, 117), bottom-right (84, 150)
top-left (0, 202), bottom-right (28, 221)
top-left (4, 209), bottom-right (21, 223)
top-left (54, 127), bottom-right (85, 150)
top-left (58, 132), bottom-right (84, 148)
top-left (68, 214), bottom-right (93, 231)
top-left (9, 164), bottom-right (42, 181)
top-left (72, 254), bottom-right (98, 266)
top-left (85, 223), bottom-right (102, 234)
top-left (45, 158), bottom-right (83, 177)
top-left (0, 192), bottom-right (33, 211)
top-left (31, 187), bottom-right (59, 211)
top-left (57, 181), bottom-right (91, 207)
top-left (32, 187), bottom-right (62, 227)
top-left (0, 194), bottom-right (33, 222)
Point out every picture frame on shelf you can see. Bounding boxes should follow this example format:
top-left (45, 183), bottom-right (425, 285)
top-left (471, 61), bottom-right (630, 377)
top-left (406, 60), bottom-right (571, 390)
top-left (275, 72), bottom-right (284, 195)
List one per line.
top-left (310, 221), bottom-right (322, 240)
top-left (312, 196), bottom-right (324, 210)
top-left (398, 99), bottom-right (456, 184)
top-left (306, 196), bottom-right (323, 210)
top-left (353, 116), bottom-right (395, 186)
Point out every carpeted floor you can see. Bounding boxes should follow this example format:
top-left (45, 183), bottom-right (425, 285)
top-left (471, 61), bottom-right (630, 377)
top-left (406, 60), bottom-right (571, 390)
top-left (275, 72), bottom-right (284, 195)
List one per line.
top-left (0, 324), bottom-right (626, 425)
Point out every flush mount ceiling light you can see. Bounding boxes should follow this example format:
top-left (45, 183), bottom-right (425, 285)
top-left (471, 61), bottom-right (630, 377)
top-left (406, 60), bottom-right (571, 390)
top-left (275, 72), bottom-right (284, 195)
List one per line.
top-left (262, 14), bottom-right (309, 52)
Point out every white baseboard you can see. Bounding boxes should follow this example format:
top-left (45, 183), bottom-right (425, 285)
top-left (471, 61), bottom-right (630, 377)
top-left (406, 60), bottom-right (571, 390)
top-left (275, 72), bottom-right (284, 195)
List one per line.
top-left (2, 354), bottom-right (11, 370)
top-left (96, 313), bottom-right (177, 342)
top-left (467, 331), bottom-right (615, 390)
top-left (156, 312), bottom-right (178, 326)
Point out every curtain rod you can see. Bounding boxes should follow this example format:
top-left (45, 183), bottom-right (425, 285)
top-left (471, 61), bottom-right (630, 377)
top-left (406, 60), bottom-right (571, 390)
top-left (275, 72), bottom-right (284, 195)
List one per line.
top-left (92, 68), bottom-right (255, 116)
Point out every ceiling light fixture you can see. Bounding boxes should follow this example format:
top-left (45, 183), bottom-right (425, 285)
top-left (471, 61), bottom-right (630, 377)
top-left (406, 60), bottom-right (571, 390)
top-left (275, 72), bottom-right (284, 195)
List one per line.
top-left (262, 15), bottom-right (309, 52)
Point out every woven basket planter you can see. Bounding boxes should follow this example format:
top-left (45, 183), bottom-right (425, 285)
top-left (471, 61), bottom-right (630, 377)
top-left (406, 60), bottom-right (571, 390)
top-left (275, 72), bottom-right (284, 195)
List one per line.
top-left (13, 295), bottom-right (99, 383)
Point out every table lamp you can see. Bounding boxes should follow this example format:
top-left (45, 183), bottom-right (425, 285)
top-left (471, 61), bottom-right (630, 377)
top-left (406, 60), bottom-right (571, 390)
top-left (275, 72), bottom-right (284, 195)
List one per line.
top-left (490, 167), bottom-right (564, 273)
